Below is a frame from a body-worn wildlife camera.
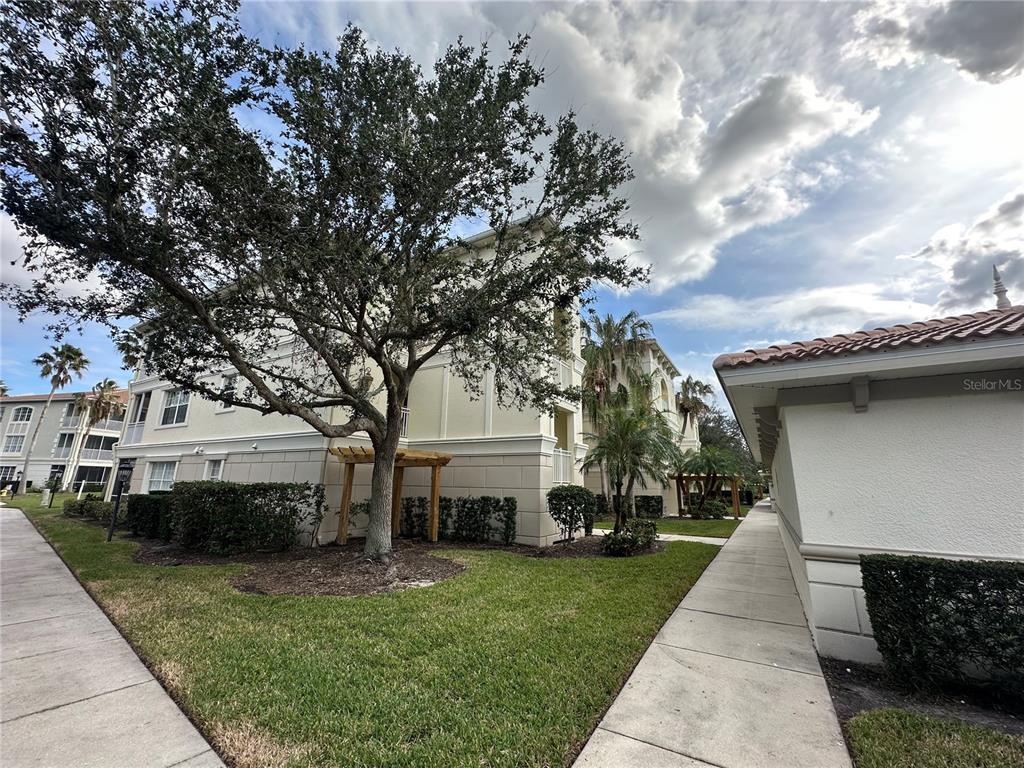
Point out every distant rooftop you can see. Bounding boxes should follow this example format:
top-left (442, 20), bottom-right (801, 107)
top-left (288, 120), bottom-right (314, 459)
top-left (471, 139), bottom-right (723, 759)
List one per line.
top-left (0, 389), bottom-right (129, 405)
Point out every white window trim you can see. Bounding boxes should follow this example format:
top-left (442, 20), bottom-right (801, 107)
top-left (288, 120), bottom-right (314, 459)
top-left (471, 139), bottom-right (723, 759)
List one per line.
top-left (2, 435), bottom-right (26, 455)
top-left (10, 406), bottom-right (33, 423)
top-left (216, 374), bottom-right (237, 412)
top-left (146, 460), bottom-right (178, 493)
top-left (204, 458), bottom-right (224, 481)
top-left (158, 389), bottom-right (190, 429)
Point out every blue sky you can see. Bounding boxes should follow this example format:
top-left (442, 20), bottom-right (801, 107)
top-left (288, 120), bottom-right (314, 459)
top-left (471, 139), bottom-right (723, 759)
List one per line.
top-left (2, 1), bottom-right (1022, 397)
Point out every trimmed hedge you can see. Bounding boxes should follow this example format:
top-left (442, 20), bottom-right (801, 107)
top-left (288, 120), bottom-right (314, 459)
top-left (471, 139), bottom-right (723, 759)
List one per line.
top-left (602, 519), bottom-right (657, 556)
top-left (125, 493), bottom-right (173, 540)
top-left (861, 554), bottom-right (1024, 693)
top-left (63, 495), bottom-right (118, 523)
top-left (170, 481), bottom-right (326, 555)
top-left (692, 498), bottom-right (728, 520)
top-left (634, 495), bottom-right (664, 519)
top-left (546, 485), bottom-right (596, 541)
top-left (398, 494), bottom-right (517, 544)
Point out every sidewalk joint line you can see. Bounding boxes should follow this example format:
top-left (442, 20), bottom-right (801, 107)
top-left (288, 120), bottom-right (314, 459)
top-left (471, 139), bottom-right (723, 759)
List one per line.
top-left (0, 679), bottom-right (154, 724)
top-left (651, 639), bottom-right (823, 678)
top-left (595, 726), bottom-right (726, 768)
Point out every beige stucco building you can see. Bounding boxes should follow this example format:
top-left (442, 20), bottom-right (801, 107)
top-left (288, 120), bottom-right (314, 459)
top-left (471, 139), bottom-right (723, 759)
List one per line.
top-left (715, 286), bottom-right (1024, 663)
top-left (0, 389), bottom-right (127, 491)
top-left (581, 340), bottom-right (700, 514)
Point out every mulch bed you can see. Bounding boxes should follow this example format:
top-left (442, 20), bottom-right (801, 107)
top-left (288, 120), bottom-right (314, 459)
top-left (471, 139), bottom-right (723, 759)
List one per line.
top-left (129, 533), bottom-right (658, 596)
top-left (820, 657), bottom-right (1024, 736)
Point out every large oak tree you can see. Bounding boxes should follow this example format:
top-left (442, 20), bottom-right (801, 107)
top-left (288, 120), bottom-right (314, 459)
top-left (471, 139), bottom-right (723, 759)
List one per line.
top-left (1, 0), bottom-right (645, 557)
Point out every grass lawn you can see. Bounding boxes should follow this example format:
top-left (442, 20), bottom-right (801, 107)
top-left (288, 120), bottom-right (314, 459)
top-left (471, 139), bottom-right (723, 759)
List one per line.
top-left (846, 708), bottom-right (1024, 768)
top-left (594, 515), bottom-right (744, 538)
top-left (11, 500), bottom-right (719, 768)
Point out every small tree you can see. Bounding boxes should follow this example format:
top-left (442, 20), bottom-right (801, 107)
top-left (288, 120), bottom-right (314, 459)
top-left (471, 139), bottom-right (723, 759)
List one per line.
top-left (678, 445), bottom-right (739, 514)
top-left (1, 2), bottom-right (645, 559)
top-left (546, 484), bottom-right (596, 542)
top-left (65, 378), bottom-right (125, 491)
top-left (18, 344), bottom-right (89, 493)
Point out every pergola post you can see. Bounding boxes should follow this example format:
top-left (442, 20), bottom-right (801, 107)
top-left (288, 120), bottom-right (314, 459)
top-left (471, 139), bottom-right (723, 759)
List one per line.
top-left (391, 465), bottom-right (405, 536)
top-left (336, 462), bottom-right (355, 545)
top-left (730, 476), bottom-right (740, 519)
top-left (428, 464), bottom-right (441, 542)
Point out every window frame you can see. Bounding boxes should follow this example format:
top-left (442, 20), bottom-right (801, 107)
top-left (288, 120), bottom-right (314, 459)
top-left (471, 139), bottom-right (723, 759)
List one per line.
top-left (217, 374), bottom-right (238, 412)
top-left (11, 406), bottom-right (33, 423)
top-left (159, 389), bottom-right (189, 427)
top-left (204, 458), bottom-right (224, 481)
top-left (147, 460), bottom-right (177, 493)
top-left (2, 434), bottom-right (26, 454)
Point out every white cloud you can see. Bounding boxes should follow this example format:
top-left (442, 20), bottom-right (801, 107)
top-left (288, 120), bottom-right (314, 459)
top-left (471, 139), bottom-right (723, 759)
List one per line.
top-left (909, 188), bottom-right (1024, 312)
top-left (846, 1), bottom-right (1024, 83)
top-left (649, 283), bottom-right (933, 339)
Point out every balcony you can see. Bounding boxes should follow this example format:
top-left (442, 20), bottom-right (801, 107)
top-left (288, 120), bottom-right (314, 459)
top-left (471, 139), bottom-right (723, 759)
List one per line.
top-left (92, 418), bottom-right (125, 432)
top-left (400, 407), bottom-right (409, 438)
top-left (553, 447), bottom-right (573, 484)
top-left (61, 415), bottom-right (82, 428)
top-left (80, 448), bottom-right (114, 461)
top-left (122, 422), bottom-right (145, 446)
top-left (53, 446), bottom-right (72, 459)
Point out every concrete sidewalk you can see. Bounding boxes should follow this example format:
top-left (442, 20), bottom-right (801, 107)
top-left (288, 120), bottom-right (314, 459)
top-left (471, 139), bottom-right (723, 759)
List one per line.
top-left (0, 506), bottom-right (223, 768)
top-left (575, 502), bottom-right (851, 768)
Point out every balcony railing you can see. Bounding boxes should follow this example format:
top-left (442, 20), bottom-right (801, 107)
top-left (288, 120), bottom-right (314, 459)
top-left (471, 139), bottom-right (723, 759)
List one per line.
top-left (92, 418), bottom-right (125, 432)
top-left (5, 422), bottom-right (30, 436)
top-left (553, 447), bottom-right (573, 485)
top-left (400, 407), bottom-right (409, 438)
top-left (122, 422), bottom-right (145, 446)
top-left (61, 415), bottom-right (82, 428)
top-left (53, 446), bottom-right (72, 459)
top-left (80, 448), bottom-right (114, 461)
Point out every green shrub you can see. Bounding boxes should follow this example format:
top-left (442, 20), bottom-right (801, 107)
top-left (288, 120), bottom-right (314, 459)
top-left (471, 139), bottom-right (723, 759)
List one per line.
top-left (125, 493), bottom-right (173, 540)
top-left (634, 495), bottom-right (663, 519)
top-left (602, 519), bottom-right (657, 557)
top-left (169, 481), bottom-right (325, 555)
top-left (861, 554), bottom-right (1024, 695)
top-left (63, 494), bottom-right (117, 523)
top-left (438, 496), bottom-right (454, 538)
top-left (692, 498), bottom-right (728, 519)
top-left (498, 497), bottom-right (517, 545)
top-left (401, 496), bottom-right (429, 539)
top-left (546, 485), bottom-right (596, 541)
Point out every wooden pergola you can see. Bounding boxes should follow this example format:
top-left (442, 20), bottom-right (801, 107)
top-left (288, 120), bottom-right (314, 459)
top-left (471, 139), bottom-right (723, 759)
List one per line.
top-left (329, 446), bottom-right (453, 544)
top-left (672, 473), bottom-right (743, 519)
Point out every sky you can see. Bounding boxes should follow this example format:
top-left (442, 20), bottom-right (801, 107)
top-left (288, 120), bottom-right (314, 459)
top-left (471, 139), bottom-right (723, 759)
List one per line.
top-left (1, 0), bottom-right (1023, 397)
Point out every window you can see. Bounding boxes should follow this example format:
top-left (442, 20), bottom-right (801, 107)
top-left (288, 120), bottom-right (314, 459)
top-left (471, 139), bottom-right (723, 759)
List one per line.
top-left (218, 374), bottom-right (238, 410)
top-left (205, 458), bottom-right (224, 481)
top-left (148, 461), bottom-right (177, 492)
top-left (129, 392), bottom-right (151, 424)
top-left (160, 389), bottom-right (189, 426)
top-left (11, 406), bottom-right (32, 422)
top-left (0, 406), bottom-right (5, 422)
top-left (3, 435), bottom-right (25, 454)
top-left (0, 466), bottom-right (16, 483)
top-left (49, 465), bottom-right (66, 483)
top-left (54, 432), bottom-right (75, 458)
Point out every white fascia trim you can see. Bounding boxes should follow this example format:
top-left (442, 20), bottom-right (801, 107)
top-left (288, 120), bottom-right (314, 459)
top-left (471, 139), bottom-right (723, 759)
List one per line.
top-left (717, 337), bottom-right (1024, 388)
top-left (410, 434), bottom-right (557, 456)
top-left (115, 429), bottom-right (332, 458)
top-left (800, 540), bottom-right (1023, 564)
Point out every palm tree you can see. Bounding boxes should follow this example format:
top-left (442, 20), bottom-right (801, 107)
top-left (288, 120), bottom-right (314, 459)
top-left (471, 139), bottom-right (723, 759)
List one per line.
top-left (582, 404), bottom-right (680, 533)
top-left (65, 378), bottom-right (124, 492)
top-left (677, 445), bottom-right (739, 514)
top-left (19, 344), bottom-right (90, 493)
top-left (581, 310), bottom-right (653, 505)
top-left (0, 380), bottom-right (8, 398)
top-left (676, 375), bottom-right (714, 435)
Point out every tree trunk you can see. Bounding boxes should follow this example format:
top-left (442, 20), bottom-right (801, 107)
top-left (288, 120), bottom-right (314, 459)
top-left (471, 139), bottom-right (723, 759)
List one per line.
top-left (613, 478), bottom-right (625, 534)
top-left (18, 388), bottom-right (56, 494)
top-left (363, 411), bottom-right (402, 561)
top-left (624, 474), bottom-right (636, 521)
top-left (599, 461), bottom-right (610, 512)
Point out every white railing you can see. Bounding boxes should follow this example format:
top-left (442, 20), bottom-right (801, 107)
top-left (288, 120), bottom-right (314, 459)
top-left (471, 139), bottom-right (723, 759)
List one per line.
top-left (400, 407), bottom-right (409, 437)
top-left (80, 448), bottom-right (114, 461)
top-left (92, 418), bottom-right (124, 432)
top-left (5, 422), bottom-right (29, 436)
top-left (553, 448), bottom-right (573, 485)
top-left (53, 446), bottom-right (72, 459)
top-left (61, 416), bottom-right (82, 428)
top-left (122, 422), bottom-right (145, 445)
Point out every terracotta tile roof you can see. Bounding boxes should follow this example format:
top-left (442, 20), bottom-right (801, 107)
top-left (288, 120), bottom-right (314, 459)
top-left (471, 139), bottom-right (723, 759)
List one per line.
top-left (713, 306), bottom-right (1024, 370)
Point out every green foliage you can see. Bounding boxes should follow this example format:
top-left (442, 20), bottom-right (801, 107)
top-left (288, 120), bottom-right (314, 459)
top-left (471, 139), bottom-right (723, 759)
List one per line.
top-left (498, 497), bottom-right (517, 545)
top-left (633, 495), bottom-right (663, 519)
top-left (170, 481), bottom-right (326, 555)
top-left (860, 554), bottom-right (1024, 695)
top-left (125, 493), bottom-right (173, 540)
top-left (602, 519), bottom-right (658, 557)
top-left (63, 494), bottom-right (116, 523)
top-left (401, 496), bottom-right (429, 539)
top-left (546, 484), bottom-right (596, 540)
top-left (691, 498), bottom-right (728, 520)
